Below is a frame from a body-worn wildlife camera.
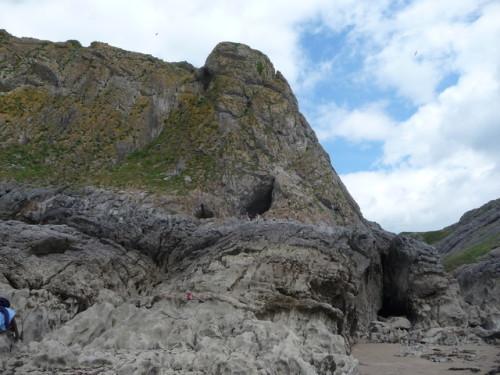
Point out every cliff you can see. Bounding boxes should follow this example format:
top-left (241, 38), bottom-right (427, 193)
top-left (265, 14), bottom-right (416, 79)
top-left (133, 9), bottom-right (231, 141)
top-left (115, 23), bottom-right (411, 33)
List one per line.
top-left (0, 30), bottom-right (361, 227)
top-left (0, 31), bottom-right (495, 374)
top-left (404, 199), bottom-right (500, 333)
top-left (435, 200), bottom-right (499, 332)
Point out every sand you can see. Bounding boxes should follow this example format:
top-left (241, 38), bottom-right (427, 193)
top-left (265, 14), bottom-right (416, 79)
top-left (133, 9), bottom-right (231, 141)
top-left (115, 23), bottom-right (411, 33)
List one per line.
top-left (351, 342), bottom-right (500, 375)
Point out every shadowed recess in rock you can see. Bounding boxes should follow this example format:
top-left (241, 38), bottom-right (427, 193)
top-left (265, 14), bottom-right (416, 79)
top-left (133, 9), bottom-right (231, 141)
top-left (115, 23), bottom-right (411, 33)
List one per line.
top-left (194, 203), bottom-right (215, 219)
top-left (243, 178), bottom-right (275, 219)
top-left (379, 246), bottom-right (410, 319)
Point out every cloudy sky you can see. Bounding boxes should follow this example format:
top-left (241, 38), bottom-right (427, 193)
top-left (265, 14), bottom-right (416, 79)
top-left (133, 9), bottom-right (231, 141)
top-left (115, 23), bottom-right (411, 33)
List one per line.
top-left (1, 0), bottom-right (499, 233)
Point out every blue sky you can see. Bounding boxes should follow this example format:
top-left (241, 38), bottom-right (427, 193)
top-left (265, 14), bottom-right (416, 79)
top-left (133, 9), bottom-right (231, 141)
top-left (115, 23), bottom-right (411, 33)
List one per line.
top-left (1, 0), bottom-right (499, 233)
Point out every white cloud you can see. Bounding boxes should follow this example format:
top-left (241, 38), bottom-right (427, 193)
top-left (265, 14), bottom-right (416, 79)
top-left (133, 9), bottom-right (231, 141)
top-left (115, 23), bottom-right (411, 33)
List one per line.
top-left (309, 0), bottom-right (500, 231)
top-left (313, 102), bottom-right (396, 143)
top-left (342, 159), bottom-right (500, 233)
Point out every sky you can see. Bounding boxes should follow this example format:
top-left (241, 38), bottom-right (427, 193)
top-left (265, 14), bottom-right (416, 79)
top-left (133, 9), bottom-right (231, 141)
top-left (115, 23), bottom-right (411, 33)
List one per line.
top-left (1, 0), bottom-right (499, 233)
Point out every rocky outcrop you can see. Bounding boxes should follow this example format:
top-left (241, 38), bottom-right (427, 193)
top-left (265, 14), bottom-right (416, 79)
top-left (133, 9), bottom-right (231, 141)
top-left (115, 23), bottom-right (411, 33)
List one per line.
top-left (379, 236), bottom-right (467, 328)
top-left (0, 31), bottom-right (490, 374)
top-left (0, 31), bottom-right (362, 227)
top-left (0, 220), bottom-right (160, 345)
top-left (405, 199), bottom-right (500, 334)
top-left (454, 254), bottom-right (500, 333)
top-left (435, 198), bottom-right (500, 257)
top-left (0, 184), bottom-right (471, 374)
top-left (433, 199), bottom-right (500, 333)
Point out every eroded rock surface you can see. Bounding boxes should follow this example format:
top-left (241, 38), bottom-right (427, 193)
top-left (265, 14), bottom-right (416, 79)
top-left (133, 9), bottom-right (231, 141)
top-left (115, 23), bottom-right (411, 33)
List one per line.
top-left (433, 199), bottom-right (500, 333)
top-left (0, 31), bottom-right (491, 375)
top-left (0, 185), bottom-right (473, 374)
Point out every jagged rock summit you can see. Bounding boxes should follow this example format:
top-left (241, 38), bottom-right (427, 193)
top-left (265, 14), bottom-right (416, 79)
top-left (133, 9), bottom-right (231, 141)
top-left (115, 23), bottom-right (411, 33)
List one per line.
top-left (0, 30), bottom-right (362, 227)
top-left (0, 31), bottom-right (495, 374)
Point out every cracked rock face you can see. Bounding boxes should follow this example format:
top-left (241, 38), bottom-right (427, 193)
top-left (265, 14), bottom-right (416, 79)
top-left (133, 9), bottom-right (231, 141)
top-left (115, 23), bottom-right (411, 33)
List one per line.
top-left (0, 185), bottom-right (472, 375)
top-left (454, 257), bottom-right (500, 332)
top-left (0, 220), bottom-right (160, 345)
top-left (0, 32), bottom-right (362, 227)
top-left (432, 199), bottom-right (500, 332)
top-left (380, 236), bottom-right (467, 329)
top-left (0, 31), bottom-right (488, 375)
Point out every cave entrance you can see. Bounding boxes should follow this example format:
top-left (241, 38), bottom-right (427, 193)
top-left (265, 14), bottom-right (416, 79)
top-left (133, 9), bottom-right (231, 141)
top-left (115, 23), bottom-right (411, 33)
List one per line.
top-left (378, 294), bottom-right (408, 318)
top-left (378, 251), bottom-right (411, 319)
top-left (194, 203), bottom-right (215, 219)
top-left (243, 177), bottom-right (275, 219)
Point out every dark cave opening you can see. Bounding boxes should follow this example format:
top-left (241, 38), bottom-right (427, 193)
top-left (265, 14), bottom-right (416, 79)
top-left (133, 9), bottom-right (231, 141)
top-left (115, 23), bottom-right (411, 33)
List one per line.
top-left (194, 203), bottom-right (215, 219)
top-left (194, 67), bottom-right (213, 90)
top-left (378, 294), bottom-right (409, 318)
top-left (243, 178), bottom-right (274, 219)
top-left (378, 251), bottom-right (411, 319)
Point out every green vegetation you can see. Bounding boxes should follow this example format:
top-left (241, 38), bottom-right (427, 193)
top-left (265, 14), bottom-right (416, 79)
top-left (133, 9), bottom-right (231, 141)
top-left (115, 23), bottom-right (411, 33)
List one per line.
top-left (441, 234), bottom-right (500, 272)
top-left (401, 228), bottom-right (453, 245)
top-left (256, 61), bottom-right (264, 75)
top-left (66, 40), bottom-right (82, 48)
top-left (95, 94), bottom-right (219, 193)
top-left (0, 33), bottom-right (218, 195)
top-left (0, 144), bottom-right (53, 181)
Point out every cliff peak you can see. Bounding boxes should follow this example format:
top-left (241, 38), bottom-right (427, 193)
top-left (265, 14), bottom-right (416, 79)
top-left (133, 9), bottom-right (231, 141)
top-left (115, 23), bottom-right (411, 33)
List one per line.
top-left (0, 31), bottom-right (361, 226)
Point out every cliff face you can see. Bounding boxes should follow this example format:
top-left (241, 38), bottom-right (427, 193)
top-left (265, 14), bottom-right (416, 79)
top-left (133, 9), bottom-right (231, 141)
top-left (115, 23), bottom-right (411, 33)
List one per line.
top-left (404, 199), bottom-right (500, 333)
top-left (0, 185), bottom-right (470, 374)
top-left (435, 199), bottom-right (500, 331)
top-left (0, 31), bottom-right (491, 374)
top-left (436, 198), bottom-right (500, 259)
top-left (0, 30), bottom-right (361, 227)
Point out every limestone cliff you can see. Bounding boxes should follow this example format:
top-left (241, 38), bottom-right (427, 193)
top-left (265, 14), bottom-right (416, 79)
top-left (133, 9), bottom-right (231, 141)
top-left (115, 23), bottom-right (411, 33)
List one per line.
top-left (436, 200), bottom-right (499, 332)
top-left (0, 31), bottom-right (490, 375)
top-left (0, 30), bottom-right (361, 227)
top-left (0, 186), bottom-right (470, 374)
top-left (404, 199), bottom-right (500, 336)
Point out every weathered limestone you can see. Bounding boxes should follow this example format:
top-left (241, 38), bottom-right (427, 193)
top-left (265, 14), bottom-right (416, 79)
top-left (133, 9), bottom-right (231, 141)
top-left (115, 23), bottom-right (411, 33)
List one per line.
top-left (0, 31), bottom-right (494, 375)
top-left (0, 185), bottom-right (474, 375)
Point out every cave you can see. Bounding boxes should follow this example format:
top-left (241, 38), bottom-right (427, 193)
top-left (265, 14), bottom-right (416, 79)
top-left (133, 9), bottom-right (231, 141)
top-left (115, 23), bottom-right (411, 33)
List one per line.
top-left (243, 178), bottom-right (275, 219)
top-left (194, 203), bottom-right (215, 219)
top-left (378, 250), bottom-right (411, 319)
top-left (378, 292), bottom-right (409, 318)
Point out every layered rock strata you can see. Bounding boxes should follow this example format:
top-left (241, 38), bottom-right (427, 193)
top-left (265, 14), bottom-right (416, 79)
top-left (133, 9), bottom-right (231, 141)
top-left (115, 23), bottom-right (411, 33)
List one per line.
top-left (0, 185), bottom-right (470, 374)
top-left (0, 30), bottom-right (489, 374)
top-left (0, 31), bottom-right (362, 227)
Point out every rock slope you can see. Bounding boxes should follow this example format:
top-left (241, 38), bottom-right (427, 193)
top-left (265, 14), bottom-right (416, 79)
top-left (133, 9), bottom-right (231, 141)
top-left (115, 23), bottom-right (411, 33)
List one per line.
top-left (0, 30), bottom-right (361, 227)
top-left (404, 199), bottom-right (500, 336)
top-left (0, 31), bottom-right (491, 374)
top-left (436, 199), bottom-right (500, 332)
top-left (436, 198), bottom-right (500, 258)
top-left (0, 185), bottom-right (471, 374)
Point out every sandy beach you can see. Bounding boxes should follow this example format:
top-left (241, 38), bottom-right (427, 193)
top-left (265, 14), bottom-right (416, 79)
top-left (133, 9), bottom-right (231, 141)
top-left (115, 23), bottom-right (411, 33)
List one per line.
top-left (352, 342), bottom-right (500, 375)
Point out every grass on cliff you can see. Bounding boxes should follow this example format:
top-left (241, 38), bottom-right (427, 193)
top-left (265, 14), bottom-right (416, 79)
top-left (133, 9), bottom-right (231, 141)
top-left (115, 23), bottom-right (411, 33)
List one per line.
top-left (441, 233), bottom-right (500, 272)
top-left (401, 228), bottom-right (453, 245)
top-left (0, 144), bottom-right (55, 181)
top-left (95, 95), bottom-right (219, 194)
